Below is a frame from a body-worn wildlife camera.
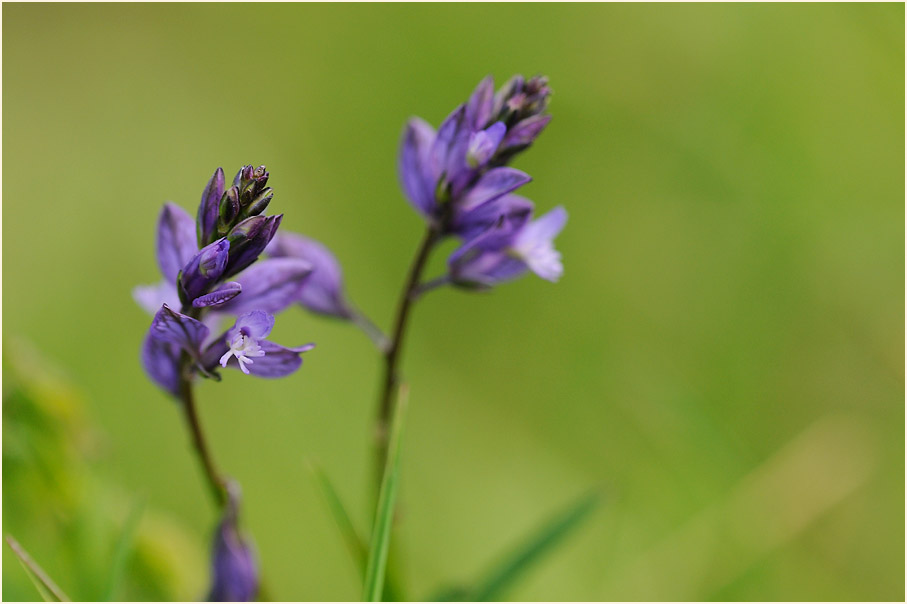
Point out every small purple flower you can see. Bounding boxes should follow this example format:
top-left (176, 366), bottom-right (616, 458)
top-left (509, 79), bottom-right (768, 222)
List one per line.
top-left (205, 311), bottom-right (315, 378)
top-left (208, 483), bottom-right (258, 602)
top-left (449, 206), bottom-right (568, 287)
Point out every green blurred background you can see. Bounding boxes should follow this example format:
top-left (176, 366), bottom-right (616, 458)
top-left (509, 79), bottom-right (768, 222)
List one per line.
top-left (3, 3), bottom-right (904, 601)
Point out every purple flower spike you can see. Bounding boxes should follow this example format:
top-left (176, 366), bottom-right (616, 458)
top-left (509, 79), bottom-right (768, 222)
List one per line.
top-left (157, 203), bottom-right (198, 283)
top-left (267, 232), bottom-right (351, 319)
top-left (179, 239), bottom-right (230, 302)
top-left (206, 311), bottom-right (314, 377)
top-left (198, 167), bottom-right (225, 247)
top-left (208, 483), bottom-right (258, 602)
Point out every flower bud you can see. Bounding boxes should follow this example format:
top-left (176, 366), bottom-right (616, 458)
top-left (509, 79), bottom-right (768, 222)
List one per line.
top-left (197, 167), bottom-right (225, 247)
top-left (218, 186), bottom-right (241, 234)
top-left (224, 215), bottom-right (282, 278)
top-left (179, 239), bottom-right (230, 302)
top-left (208, 483), bottom-right (258, 602)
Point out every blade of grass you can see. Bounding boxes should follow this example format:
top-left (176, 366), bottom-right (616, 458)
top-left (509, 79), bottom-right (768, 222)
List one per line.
top-left (469, 489), bottom-right (601, 601)
top-left (308, 460), bottom-right (405, 601)
top-left (102, 495), bottom-right (147, 601)
top-left (362, 384), bottom-right (409, 602)
top-left (307, 459), bottom-right (369, 572)
top-left (6, 535), bottom-right (71, 602)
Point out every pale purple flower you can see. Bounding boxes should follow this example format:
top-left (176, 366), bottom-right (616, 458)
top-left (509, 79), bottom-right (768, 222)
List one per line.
top-left (205, 311), bottom-right (315, 378)
top-left (449, 206), bottom-right (568, 287)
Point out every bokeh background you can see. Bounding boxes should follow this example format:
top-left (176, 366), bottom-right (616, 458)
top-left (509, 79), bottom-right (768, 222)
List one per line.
top-left (3, 3), bottom-right (904, 601)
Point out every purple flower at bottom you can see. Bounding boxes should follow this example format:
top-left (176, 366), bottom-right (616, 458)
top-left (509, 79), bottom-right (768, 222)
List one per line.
top-left (449, 206), bottom-right (568, 287)
top-left (203, 311), bottom-right (315, 378)
top-left (208, 484), bottom-right (258, 602)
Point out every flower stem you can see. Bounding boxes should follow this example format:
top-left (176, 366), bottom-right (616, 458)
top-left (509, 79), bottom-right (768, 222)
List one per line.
top-left (348, 305), bottom-right (391, 353)
top-left (178, 371), bottom-right (227, 508)
top-left (374, 225), bottom-right (441, 490)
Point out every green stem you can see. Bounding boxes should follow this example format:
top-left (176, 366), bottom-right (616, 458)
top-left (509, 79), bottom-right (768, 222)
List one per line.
top-left (374, 225), bottom-right (441, 490)
top-left (178, 370), bottom-right (227, 507)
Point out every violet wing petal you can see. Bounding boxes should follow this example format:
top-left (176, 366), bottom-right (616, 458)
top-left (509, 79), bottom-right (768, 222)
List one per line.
top-left (133, 280), bottom-right (181, 316)
top-left (458, 167), bottom-right (532, 212)
top-left (141, 331), bottom-right (182, 397)
top-left (517, 205), bottom-right (568, 244)
top-left (398, 118), bottom-right (437, 216)
top-left (148, 304), bottom-right (210, 357)
top-left (242, 341), bottom-right (314, 378)
top-left (466, 75), bottom-right (495, 130)
top-left (157, 203), bottom-right (198, 283)
top-left (231, 310), bottom-right (275, 340)
top-left (430, 105), bottom-right (470, 185)
top-left (453, 193), bottom-right (534, 241)
top-left (197, 167), bottom-right (225, 247)
top-left (220, 257), bottom-right (313, 315)
top-left (267, 232), bottom-right (350, 318)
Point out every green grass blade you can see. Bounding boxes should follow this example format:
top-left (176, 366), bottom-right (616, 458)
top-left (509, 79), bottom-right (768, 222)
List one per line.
top-left (307, 459), bottom-right (369, 572)
top-left (102, 495), bottom-right (147, 601)
top-left (470, 489), bottom-right (601, 601)
top-left (6, 535), bottom-right (71, 602)
top-left (362, 385), bottom-right (409, 602)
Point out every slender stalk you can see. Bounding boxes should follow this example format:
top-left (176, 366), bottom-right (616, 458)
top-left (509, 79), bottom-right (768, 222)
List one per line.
top-left (6, 535), bottom-right (71, 602)
top-left (348, 306), bottom-right (391, 352)
top-left (374, 225), bottom-right (441, 487)
top-left (178, 371), bottom-right (227, 507)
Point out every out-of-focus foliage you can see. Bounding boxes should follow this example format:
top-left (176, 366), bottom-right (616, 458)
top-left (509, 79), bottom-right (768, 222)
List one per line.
top-left (2, 341), bottom-right (206, 601)
top-left (3, 3), bottom-right (903, 601)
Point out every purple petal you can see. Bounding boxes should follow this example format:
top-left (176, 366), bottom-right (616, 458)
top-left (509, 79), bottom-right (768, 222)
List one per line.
top-left (192, 282), bottom-right (242, 308)
top-left (148, 304), bottom-right (210, 356)
top-left (179, 239), bottom-right (230, 301)
top-left (133, 280), bottom-right (180, 316)
top-left (430, 105), bottom-right (470, 186)
top-left (141, 331), bottom-right (182, 397)
top-left (267, 233), bottom-right (350, 318)
top-left (157, 203), bottom-right (198, 283)
top-left (197, 167), bottom-right (225, 247)
top-left (231, 310), bottom-right (274, 340)
top-left (458, 167), bottom-right (532, 212)
top-left (240, 340), bottom-right (313, 378)
top-left (453, 193), bottom-right (534, 243)
top-left (220, 257), bottom-right (313, 315)
top-left (516, 205), bottom-right (568, 244)
top-left (466, 75), bottom-right (495, 130)
top-left (398, 118), bottom-right (437, 216)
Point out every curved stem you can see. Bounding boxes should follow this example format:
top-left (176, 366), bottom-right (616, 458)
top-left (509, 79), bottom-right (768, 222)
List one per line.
top-left (374, 225), bottom-right (441, 488)
top-left (179, 372), bottom-right (227, 507)
top-left (348, 305), bottom-right (391, 353)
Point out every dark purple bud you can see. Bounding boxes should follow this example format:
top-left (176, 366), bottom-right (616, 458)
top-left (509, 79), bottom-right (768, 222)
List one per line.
top-left (192, 282), bottom-right (243, 308)
top-left (223, 215), bottom-right (282, 278)
top-left (179, 239), bottom-right (230, 301)
top-left (218, 186), bottom-right (241, 234)
top-left (493, 74), bottom-right (551, 126)
top-left (500, 114), bottom-right (552, 151)
top-left (243, 187), bottom-right (273, 218)
top-left (208, 483), bottom-right (258, 602)
top-left (198, 168), bottom-right (225, 247)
